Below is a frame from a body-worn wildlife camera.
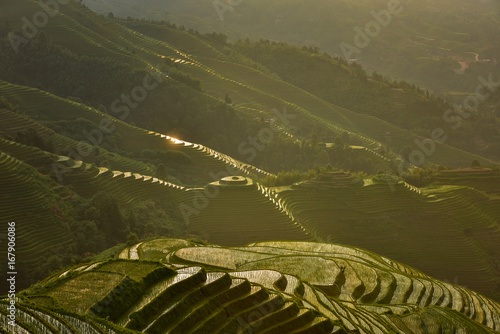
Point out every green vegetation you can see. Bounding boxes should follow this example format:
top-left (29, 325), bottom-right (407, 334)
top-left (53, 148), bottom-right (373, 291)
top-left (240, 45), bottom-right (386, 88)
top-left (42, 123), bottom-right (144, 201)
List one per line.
top-left (231, 40), bottom-right (500, 161)
top-left (0, 0), bottom-right (498, 298)
top-left (119, 18), bottom-right (498, 168)
top-left (274, 171), bottom-right (500, 300)
top-left (0, 1), bottom-right (499, 333)
top-left (8, 239), bottom-right (499, 333)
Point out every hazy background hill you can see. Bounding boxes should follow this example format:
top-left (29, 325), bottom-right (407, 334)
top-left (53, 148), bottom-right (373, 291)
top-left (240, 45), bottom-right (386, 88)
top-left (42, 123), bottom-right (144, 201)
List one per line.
top-left (81, 0), bottom-right (500, 97)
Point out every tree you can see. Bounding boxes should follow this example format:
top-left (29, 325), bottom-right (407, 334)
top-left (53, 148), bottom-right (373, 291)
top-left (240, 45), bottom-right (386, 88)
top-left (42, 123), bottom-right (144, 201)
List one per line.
top-left (317, 149), bottom-right (329, 165)
top-left (310, 133), bottom-right (319, 149)
top-left (156, 163), bottom-right (168, 180)
top-left (45, 255), bottom-right (63, 273)
top-left (471, 160), bottom-right (481, 168)
top-left (225, 93), bottom-right (232, 105)
top-left (107, 12), bottom-right (114, 19)
top-left (403, 167), bottom-right (434, 187)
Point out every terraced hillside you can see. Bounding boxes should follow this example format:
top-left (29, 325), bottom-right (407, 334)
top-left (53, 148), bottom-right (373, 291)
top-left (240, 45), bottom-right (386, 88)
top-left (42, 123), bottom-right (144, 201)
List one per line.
top-left (1, 2), bottom-right (500, 330)
top-left (1, 95), bottom-right (499, 301)
top-left (95, 168), bottom-right (498, 302)
top-left (0, 151), bottom-right (73, 285)
top-left (5, 238), bottom-right (498, 333)
top-left (272, 172), bottom-right (500, 301)
top-left (0, 108), bottom-right (154, 176)
top-left (0, 301), bottom-right (132, 334)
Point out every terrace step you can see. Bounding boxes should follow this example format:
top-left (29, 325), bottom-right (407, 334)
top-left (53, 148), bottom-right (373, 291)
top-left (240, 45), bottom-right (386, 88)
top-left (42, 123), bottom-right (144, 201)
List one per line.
top-left (230, 270), bottom-right (286, 291)
top-left (281, 274), bottom-right (305, 297)
top-left (301, 283), bottom-right (339, 321)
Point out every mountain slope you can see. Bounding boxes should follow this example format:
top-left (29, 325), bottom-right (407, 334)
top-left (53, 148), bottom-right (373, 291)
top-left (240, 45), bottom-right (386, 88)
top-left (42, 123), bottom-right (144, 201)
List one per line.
top-left (0, 0), bottom-right (499, 301)
top-left (119, 19), bottom-right (500, 165)
top-left (4, 238), bottom-right (498, 333)
top-left (2, 0), bottom-right (498, 172)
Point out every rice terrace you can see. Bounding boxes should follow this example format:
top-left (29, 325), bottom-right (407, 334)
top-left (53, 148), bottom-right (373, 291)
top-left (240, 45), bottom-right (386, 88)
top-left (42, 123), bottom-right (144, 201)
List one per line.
top-left (1, 0), bottom-right (500, 333)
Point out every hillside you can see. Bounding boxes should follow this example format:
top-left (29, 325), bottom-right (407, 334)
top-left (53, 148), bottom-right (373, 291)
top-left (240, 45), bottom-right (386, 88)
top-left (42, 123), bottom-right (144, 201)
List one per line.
top-left (0, 0), bottom-right (498, 292)
top-left (2, 238), bottom-right (499, 333)
top-left (127, 19), bottom-right (500, 165)
top-left (2, 0), bottom-right (499, 170)
top-left (1, 107), bottom-right (500, 299)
